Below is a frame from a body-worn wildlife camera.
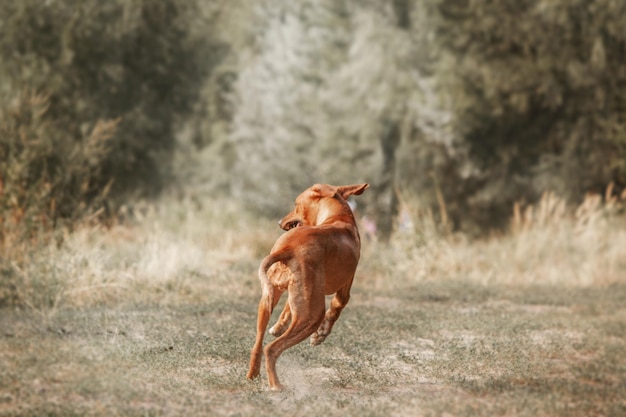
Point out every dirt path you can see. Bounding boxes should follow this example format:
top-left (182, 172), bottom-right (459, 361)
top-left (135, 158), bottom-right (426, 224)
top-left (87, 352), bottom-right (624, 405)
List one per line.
top-left (1, 281), bottom-right (625, 416)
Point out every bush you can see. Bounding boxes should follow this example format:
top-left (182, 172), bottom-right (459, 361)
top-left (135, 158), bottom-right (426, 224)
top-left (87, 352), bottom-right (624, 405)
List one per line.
top-left (0, 0), bottom-right (229, 307)
top-left (429, 0), bottom-right (626, 231)
top-left (0, 0), bottom-right (220, 204)
top-left (0, 92), bottom-right (117, 248)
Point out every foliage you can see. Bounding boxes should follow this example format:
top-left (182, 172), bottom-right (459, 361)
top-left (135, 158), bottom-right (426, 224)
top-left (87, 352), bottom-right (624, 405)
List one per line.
top-left (0, 0), bottom-right (229, 264)
top-left (1, 0), bottom-right (625, 240)
top-left (0, 92), bottom-right (117, 249)
top-left (0, 0), bottom-right (221, 213)
top-left (226, 0), bottom-right (351, 215)
top-left (225, 0), bottom-right (437, 239)
top-left (429, 0), bottom-right (626, 230)
top-left (214, 0), bottom-right (626, 234)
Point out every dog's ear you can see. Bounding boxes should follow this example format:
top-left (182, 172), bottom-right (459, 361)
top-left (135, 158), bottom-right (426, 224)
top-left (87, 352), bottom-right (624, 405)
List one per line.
top-left (337, 183), bottom-right (369, 200)
top-left (310, 184), bottom-right (336, 199)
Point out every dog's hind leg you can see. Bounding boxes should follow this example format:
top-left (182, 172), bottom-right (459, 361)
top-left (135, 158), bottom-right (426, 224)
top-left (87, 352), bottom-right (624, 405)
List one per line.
top-left (269, 303), bottom-right (291, 337)
top-left (247, 287), bottom-right (284, 380)
top-left (310, 284), bottom-right (351, 346)
top-left (267, 262), bottom-right (292, 337)
top-left (264, 294), bottom-right (325, 390)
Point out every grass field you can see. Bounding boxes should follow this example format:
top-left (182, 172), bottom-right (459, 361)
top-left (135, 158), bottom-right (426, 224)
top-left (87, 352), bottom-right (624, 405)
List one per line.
top-left (1, 194), bottom-right (625, 416)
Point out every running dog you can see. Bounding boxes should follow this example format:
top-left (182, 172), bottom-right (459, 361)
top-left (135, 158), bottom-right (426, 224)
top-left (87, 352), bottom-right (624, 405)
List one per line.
top-left (246, 183), bottom-right (369, 390)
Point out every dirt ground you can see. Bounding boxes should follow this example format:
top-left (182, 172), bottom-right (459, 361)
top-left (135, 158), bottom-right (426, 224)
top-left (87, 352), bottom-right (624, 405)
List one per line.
top-left (2, 196), bottom-right (625, 416)
top-left (1, 278), bottom-right (624, 417)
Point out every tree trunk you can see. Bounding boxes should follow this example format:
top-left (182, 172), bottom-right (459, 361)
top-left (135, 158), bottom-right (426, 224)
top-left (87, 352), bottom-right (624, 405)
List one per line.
top-left (370, 1), bottom-right (410, 242)
top-left (373, 120), bottom-right (400, 242)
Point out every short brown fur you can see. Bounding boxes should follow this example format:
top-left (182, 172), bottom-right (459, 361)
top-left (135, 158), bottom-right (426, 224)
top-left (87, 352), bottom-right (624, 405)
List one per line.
top-left (246, 183), bottom-right (369, 390)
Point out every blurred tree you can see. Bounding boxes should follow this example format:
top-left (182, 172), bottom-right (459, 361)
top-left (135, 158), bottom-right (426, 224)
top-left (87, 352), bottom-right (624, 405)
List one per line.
top-left (227, 0), bottom-right (438, 240)
top-left (173, 0), bottom-right (250, 195)
top-left (72, 0), bottom-right (625, 239)
top-left (0, 0), bottom-right (222, 203)
top-left (429, 0), bottom-right (626, 231)
top-left (228, 0), bottom-right (353, 215)
top-left (0, 92), bottom-right (117, 245)
top-left (319, 5), bottom-right (421, 241)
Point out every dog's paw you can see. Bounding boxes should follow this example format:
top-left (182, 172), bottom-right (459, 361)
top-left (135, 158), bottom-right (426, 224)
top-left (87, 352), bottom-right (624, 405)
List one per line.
top-left (269, 383), bottom-right (286, 392)
top-left (246, 368), bottom-right (260, 380)
top-left (269, 324), bottom-right (287, 337)
top-left (310, 332), bottom-right (327, 346)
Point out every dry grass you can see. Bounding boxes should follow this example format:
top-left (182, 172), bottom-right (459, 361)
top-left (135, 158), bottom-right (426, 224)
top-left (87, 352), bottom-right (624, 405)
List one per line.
top-left (2, 196), bottom-right (275, 313)
top-left (6, 189), bottom-right (625, 312)
top-left (373, 190), bottom-right (626, 288)
top-left (0, 190), bottom-right (625, 416)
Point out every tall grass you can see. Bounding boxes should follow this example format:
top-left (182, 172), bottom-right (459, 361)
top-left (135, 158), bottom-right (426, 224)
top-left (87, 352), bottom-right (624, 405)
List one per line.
top-left (363, 187), bottom-right (626, 288)
top-left (0, 92), bottom-right (117, 250)
top-left (0, 91), bottom-right (119, 309)
top-left (0, 196), bottom-right (277, 311)
top-left (2, 184), bottom-right (625, 314)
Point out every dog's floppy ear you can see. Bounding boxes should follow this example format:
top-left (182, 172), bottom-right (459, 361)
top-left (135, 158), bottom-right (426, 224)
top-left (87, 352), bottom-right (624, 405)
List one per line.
top-left (337, 183), bottom-right (369, 200)
top-left (310, 184), bottom-right (336, 199)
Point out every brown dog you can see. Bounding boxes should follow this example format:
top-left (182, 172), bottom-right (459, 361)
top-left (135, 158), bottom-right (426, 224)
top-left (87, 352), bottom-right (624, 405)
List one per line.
top-left (246, 183), bottom-right (369, 390)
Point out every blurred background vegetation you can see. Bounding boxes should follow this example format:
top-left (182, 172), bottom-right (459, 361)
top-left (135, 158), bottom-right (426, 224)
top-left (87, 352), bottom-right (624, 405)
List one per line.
top-left (1, 0), bottom-right (625, 246)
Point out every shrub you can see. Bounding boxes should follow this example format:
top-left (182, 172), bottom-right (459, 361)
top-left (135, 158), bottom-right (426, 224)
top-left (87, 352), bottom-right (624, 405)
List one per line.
top-left (0, 1), bottom-right (225, 306)
top-left (0, 0), bottom-right (220, 202)
top-left (430, 0), bottom-right (626, 231)
top-left (0, 91), bottom-right (117, 249)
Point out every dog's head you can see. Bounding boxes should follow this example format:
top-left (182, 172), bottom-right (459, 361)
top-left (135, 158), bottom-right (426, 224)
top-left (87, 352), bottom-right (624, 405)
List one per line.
top-left (279, 183), bottom-right (369, 230)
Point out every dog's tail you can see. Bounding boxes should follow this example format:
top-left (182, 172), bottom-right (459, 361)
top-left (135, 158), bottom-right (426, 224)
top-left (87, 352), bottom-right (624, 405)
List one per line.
top-left (258, 250), bottom-right (291, 314)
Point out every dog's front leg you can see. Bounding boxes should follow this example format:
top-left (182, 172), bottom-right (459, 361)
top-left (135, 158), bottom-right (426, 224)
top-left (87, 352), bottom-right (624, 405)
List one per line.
top-left (310, 286), bottom-right (351, 346)
top-left (247, 286), bottom-right (284, 379)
